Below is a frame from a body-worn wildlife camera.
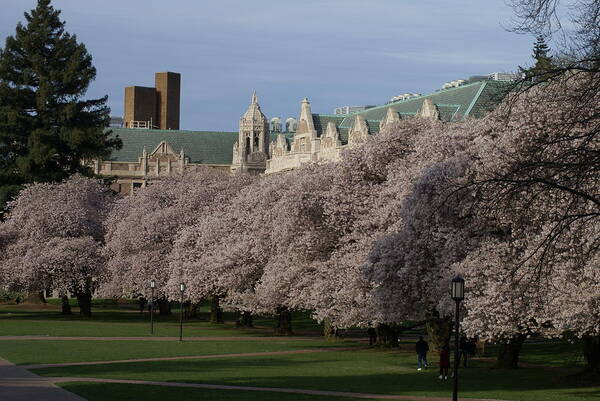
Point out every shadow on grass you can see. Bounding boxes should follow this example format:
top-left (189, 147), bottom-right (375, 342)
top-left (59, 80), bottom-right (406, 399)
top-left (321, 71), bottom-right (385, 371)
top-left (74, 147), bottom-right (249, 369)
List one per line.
top-left (33, 353), bottom-right (600, 401)
top-left (58, 382), bottom-right (398, 401)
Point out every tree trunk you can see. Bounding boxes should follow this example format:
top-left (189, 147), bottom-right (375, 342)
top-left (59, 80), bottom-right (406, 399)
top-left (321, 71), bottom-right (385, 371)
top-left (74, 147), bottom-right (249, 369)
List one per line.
top-left (236, 311), bottom-right (253, 328)
top-left (190, 302), bottom-right (200, 318)
top-left (60, 294), bottom-right (71, 315)
top-left (274, 308), bottom-right (293, 335)
top-left (210, 294), bottom-right (224, 323)
top-left (75, 291), bottom-right (92, 318)
top-left (25, 291), bottom-right (46, 304)
top-left (425, 313), bottom-right (453, 352)
top-left (323, 318), bottom-right (339, 341)
top-left (183, 301), bottom-right (192, 319)
top-left (583, 335), bottom-right (600, 375)
top-left (497, 335), bottom-right (524, 369)
top-left (376, 324), bottom-right (398, 347)
top-left (158, 298), bottom-right (171, 315)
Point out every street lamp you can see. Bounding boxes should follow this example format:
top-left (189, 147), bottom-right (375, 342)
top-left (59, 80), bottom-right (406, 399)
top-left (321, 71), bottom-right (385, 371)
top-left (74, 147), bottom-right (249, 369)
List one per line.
top-left (451, 275), bottom-right (465, 401)
top-left (150, 279), bottom-right (156, 335)
top-left (179, 283), bottom-right (186, 342)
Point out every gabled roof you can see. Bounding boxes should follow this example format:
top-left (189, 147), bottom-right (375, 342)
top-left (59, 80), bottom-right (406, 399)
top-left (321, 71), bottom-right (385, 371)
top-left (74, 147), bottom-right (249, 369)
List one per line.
top-left (106, 128), bottom-right (238, 165)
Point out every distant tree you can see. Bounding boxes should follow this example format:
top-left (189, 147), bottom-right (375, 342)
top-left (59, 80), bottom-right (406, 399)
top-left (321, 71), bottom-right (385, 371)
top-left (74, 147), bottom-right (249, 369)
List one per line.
top-left (0, 175), bottom-right (113, 317)
top-left (520, 35), bottom-right (557, 81)
top-left (0, 0), bottom-right (121, 214)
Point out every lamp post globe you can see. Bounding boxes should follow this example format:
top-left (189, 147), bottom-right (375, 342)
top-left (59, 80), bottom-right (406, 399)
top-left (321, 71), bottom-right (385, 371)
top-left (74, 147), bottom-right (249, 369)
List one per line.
top-left (451, 276), bottom-right (465, 301)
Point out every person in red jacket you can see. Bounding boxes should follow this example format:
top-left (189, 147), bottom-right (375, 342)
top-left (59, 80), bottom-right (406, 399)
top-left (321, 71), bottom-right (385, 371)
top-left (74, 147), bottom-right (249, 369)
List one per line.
top-left (439, 343), bottom-right (450, 380)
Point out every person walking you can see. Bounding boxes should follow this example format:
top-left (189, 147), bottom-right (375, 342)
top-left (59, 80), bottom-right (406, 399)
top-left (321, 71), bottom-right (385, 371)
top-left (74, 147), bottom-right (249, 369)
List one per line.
top-left (439, 343), bottom-right (450, 379)
top-left (415, 335), bottom-right (429, 371)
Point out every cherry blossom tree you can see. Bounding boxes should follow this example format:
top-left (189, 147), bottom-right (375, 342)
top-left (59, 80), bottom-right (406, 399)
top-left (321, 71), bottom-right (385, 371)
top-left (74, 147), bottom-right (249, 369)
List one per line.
top-left (367, 76), bottom-right (599, 370)
top-left (103, 167), bottom-right (254, 316)
top-left (0, 175), bottom-right (113, 316)
top-left (168, 170), bottom-right (297, 331)
top-left (458, 76), bottom-right (600, 371)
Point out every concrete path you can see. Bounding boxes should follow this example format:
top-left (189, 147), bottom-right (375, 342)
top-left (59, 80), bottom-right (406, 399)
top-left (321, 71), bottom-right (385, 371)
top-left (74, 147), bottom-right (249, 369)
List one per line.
top-left (22, 347), bottom-right (360, 370)
top-left (48, 377), bottom-right (509, 401)
top-left (0, 358), bottom-right (87, 401)
top-left (0, 335), bottom-right (319, 341)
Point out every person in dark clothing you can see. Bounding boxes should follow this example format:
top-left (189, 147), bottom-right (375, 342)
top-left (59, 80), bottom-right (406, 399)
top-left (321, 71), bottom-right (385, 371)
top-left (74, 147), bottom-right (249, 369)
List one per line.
top-left (439, 343), bottom-right (450, 379)
top-left (415, 336), bottom-right (429, 370)
top-left (367, 327), bottom-right (377, 346)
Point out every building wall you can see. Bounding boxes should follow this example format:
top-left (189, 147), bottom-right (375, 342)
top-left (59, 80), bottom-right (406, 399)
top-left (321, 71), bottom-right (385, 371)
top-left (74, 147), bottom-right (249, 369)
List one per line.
top-left (95, 139), bottom-right (231, 195)
top-left (124, 86), bottom-right (157, 128)
top-left (155, 72), bottom-right (181, 130)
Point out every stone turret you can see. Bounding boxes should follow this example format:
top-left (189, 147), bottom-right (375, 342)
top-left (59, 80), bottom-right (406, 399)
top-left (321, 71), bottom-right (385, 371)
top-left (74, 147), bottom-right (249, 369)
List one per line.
top-left (380, 108), bottom-right (401, 131)
top-left (348, 115), bottom-right (370, 146)
top-left (418, 99), bottom-right (439, 120)
top-left (231, 91), bottom-right (270, 175)
top-left (296, 98), bottom-right (317, 138)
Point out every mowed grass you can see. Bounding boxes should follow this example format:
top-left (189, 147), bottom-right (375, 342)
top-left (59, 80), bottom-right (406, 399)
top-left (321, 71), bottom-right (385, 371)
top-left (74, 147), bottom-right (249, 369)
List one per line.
top-left (2, 303), bottom-right (599, 401)
top-left (0, 303), bottom-right (323, 338)
top-left (34, 348), bottom-right (600, 401)
top-left (57, 382), bottom-right (404, 401)
top-left (0, 339), bottom-right (359, 365)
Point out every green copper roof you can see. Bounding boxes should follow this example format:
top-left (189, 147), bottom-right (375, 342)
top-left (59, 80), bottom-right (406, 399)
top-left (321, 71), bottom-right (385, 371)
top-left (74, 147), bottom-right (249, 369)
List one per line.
top-left (106, 128), bottom-right (238, 164)
top-left (337, 80), bottom-right (510, 126)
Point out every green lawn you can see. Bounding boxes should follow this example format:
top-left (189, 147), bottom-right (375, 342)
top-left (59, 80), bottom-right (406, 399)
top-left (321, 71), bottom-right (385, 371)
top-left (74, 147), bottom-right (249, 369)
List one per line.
top-left (34, 349), bottom-right (600, 401)
top-left (1, 304), bottom-right (598, 401)
top-left (57, 382), bottom-right (404, 401)
top-left (0, 304), bottom-right (324, 338)
top-left (0, 339), bottom-right (358, 365)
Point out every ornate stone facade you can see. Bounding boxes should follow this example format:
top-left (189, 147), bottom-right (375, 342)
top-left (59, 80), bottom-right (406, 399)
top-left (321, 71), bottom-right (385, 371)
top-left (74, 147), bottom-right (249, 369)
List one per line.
top-left (231, 92), bottom-right (270, 175)
top-left (96, 79), bottom-right (510, 188)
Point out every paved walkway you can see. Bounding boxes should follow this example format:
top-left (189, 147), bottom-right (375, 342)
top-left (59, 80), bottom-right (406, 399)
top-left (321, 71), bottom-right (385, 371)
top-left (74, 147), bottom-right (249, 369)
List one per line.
top-left (0, 358), bottom-right (87, 401)
top-left (0, 335), bottom-right (319, 341)
top-left (22, 347), bottom-right (359, 370)
top-left (47, 377), bottom-right (509, 401)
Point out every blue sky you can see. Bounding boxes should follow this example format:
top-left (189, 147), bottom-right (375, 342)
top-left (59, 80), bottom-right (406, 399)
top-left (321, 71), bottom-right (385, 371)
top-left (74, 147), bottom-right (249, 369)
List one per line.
top-left (1, 0), bottom-right (535, 131)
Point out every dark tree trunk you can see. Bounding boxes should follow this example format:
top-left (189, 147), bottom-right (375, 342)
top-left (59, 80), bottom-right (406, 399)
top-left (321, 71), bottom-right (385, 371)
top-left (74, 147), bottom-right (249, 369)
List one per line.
top-left (376, 324), bottom-right (398, 347)
top-left (323, 318), bottom-right (339, 341)
top-left (210, 294), bottom-right (224, 323)
top-left (158, 298), bottom-right (171, 315)
top-left (274, 308), bottom-right (293, 335)
top-left (497, 335), bottom-right (524, 369)
top-left (583, 335), bottom-right (600, 375)
top-left (25, 291), bottom-right (46, 304)
top-left (75, 291), bottom-right (92, 318)
top-left (425, 312), bottom-right (453, 352)
top-left (60, 294), bottom-right (71, 315)
top-left (236, 311), bottom-right (253, 328)
top-left (190, 302), bottom-right (202, 319)
top-left (183, 301), bottom-right (191, 319)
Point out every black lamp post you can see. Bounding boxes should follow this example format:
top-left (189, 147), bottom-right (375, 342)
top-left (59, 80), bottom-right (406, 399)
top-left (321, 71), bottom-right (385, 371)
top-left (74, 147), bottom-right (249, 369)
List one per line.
top-left (149, 279), bottom-right (156, 334)
top-left (451, 276), bottom-right (465, 401)
top-left (179, 283), bottom-right (186, 342)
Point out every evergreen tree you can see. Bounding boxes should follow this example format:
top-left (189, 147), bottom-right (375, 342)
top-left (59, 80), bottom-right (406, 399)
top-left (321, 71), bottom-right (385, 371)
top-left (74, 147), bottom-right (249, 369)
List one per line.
top-left (0, 0), bottom-right (121, 213)
top-left (520, 35), bottom-right (557, 82)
